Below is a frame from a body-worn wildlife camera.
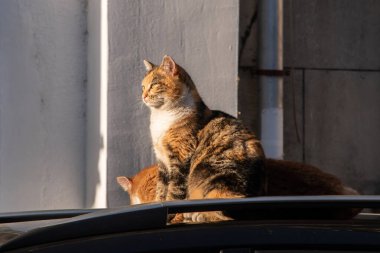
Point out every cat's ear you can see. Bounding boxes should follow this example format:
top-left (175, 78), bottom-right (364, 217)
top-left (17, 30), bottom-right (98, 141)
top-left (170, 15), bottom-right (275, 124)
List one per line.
top-left (116, 176), bottom-right (133, 192)
top-left (143, 60), bottom-right (155, 72)
top-left (161, 55), bottom-right (179, 76)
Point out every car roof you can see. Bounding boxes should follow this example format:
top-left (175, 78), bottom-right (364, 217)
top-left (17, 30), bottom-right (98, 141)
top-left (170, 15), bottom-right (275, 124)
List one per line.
top-left (1, 196), bottom-right (380, 252)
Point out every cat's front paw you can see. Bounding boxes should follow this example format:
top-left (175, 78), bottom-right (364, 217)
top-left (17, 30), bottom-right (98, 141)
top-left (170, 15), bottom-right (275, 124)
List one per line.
top-left (183, 212), bottom-right (205, 222)
top-left (189, 212), bottom-right (207, 223)
top-left (187, 211), bottom-right (233, 223)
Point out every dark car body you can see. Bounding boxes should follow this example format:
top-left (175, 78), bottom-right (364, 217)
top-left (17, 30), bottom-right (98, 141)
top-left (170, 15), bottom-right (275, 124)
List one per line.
top-left (0, 196), bottom-right (380, 253)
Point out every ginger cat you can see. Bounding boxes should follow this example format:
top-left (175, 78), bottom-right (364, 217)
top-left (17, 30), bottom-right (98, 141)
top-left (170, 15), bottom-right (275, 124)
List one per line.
top-left (117, 165), bottom-right (157, 205)
top-left (117, 159), bottom-right (360, 220)
top-left (141, 56), bottom-right (266, 222)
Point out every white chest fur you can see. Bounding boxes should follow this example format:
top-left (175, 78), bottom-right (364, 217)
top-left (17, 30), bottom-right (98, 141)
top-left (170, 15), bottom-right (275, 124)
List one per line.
top-left (150, 108), bottom-right (192, 166)
top-left (150, 109), bottom-right (178, 146)
top-left (149, 87), bottom-right (195, 166)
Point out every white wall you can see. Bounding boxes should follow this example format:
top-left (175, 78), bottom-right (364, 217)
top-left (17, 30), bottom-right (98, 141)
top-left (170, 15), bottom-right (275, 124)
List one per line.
top-left (0, 0), bottom-right (87, 212)
top-left (107, 0), bottom-right (239, 206)
top-left (0, 0), bottom-right (239, 211)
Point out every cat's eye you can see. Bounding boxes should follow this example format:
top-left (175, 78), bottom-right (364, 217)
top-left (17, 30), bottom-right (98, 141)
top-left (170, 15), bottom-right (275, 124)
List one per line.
top-left (149, 83), bottom-right (161, 91)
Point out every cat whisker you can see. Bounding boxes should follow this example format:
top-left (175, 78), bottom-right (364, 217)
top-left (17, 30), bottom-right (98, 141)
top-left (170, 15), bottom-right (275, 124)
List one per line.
top-left (130, 97), bottom-right (147, 111)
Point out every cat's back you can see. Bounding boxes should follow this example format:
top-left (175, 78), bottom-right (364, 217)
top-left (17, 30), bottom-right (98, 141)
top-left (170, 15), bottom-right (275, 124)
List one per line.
top-left (265, 159), bottom-right (353, 196)
top-left (194, 110), bottom-right (264, 161)
top-left (188, 110), bottom-right (266, 198)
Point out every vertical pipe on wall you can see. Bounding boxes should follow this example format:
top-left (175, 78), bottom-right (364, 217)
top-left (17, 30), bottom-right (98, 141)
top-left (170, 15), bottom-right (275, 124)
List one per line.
top-left (258, 0), bottom-right (284, 159)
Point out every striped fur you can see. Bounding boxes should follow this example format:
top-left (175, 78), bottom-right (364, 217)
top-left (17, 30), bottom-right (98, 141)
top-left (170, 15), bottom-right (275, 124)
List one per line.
top-left (141, 56), bottom-right (266, 221)
top-left (118, 159), bottom-right (361, 220)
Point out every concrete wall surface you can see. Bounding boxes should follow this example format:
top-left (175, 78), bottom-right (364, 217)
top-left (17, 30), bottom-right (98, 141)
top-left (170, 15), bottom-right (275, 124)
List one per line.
top-left (108, 0), bottom-right (239, 206)
top-left (304, 71), bottom-right (380, 193)
top-left (239, 0), bottom-right (380, 194)
top-left (284, 0), bottom-right (380, 70)
top-left (284, 70), bottom-right (380, 194)
top-left (0, 0), bottom-right (239, 211)
top-left (0, 0), bottom-right (87, 212)
top-left (283, 0), bottom-right (380, 194)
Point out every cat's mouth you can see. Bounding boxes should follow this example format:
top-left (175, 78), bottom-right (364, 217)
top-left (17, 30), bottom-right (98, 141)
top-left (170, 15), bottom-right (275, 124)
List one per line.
top-left (143, 97), bottom-right (165, 108)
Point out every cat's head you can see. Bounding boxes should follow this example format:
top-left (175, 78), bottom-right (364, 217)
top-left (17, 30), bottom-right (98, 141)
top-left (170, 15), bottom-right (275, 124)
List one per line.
top-left (116, 176), bottom-right (144, 205)
top-left (117, 165), bottom-right (158, 205)
top-left (141, 55), bottom-right (198, 110)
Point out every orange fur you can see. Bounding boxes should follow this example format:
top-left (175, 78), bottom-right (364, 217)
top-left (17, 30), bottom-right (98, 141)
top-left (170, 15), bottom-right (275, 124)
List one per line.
top-left (116, 165), bottom-right (157, 205)
top-left (136, 56), bottom-right (361, 222)
top-left (141, 56), bottom-right (266, 213)
top-left (117, 159), bottom-right (361, 220)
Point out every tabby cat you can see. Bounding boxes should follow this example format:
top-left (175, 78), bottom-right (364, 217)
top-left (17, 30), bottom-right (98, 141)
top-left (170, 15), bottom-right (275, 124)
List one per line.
top-left (141, 55), bottom-right (266, 222)
top-left (117, 159), bottom-right (361, 219)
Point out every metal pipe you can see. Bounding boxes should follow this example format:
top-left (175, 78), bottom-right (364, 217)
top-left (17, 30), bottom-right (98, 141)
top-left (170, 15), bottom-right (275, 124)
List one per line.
top-left (258, 0), bottom-right (284, 159)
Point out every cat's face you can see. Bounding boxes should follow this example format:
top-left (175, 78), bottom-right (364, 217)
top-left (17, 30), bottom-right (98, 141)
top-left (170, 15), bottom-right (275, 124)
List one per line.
top-left (141, 56), bottom-right (188, 109)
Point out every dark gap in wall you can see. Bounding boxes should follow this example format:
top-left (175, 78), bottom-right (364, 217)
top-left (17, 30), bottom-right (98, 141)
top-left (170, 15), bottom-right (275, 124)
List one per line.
top-left (302, 69), bottom-right (306, 163)
top-left (238, 0), bottom-right (260, 135)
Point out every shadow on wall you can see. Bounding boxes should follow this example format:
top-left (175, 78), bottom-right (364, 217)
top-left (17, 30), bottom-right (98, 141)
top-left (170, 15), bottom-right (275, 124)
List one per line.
top-left (86, 132), bottom-right (105, 209)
